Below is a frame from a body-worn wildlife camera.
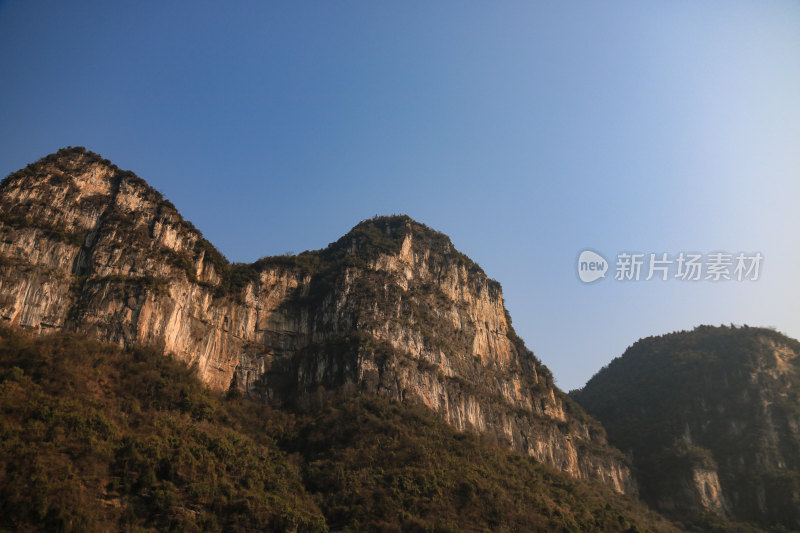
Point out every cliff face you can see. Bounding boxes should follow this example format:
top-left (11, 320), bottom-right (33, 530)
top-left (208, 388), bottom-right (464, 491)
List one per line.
top-left (574, 325), bottom-right (800, 530)
top-left (0, 147), bottom-right (632, 492)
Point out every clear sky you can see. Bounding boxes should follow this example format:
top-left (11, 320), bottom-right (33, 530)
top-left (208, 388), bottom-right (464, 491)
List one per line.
top-left (1, 1), bottom-right (798, 391)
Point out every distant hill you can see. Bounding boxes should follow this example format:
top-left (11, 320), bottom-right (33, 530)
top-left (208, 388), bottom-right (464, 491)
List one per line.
top-left (573, 325), bottom-right (800, 531)
top-left (0, 327), bottom-right (676, 532)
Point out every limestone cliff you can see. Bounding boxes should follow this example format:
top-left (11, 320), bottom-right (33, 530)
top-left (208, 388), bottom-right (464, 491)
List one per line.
top-left (574, 325), bottom-right (800, 530)
top-left (0, 147), bottom-right (633, 492)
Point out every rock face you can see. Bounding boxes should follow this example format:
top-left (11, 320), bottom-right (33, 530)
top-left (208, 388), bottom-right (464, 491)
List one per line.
top-left (0, 147), bottom-right (633, 492)
top-left (573, 325), bottom-right (800, 530)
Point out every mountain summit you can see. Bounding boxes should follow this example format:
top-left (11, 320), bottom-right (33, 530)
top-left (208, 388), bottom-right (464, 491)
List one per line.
top-left (0, 147), bottom-right (631, 491)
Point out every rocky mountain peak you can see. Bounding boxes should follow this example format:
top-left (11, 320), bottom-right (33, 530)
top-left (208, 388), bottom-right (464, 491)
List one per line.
top-left (0, 148), bottom-right (634, 493)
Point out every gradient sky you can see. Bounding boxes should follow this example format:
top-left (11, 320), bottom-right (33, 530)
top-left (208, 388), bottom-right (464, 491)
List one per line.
top-left (1, 1), bottom-right (799, 391)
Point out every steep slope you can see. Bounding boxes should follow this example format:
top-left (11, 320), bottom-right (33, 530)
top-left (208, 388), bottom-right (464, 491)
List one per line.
top-left (573, 325), bottom-right (800, 530)
top-left (0, 327), bottom-right (679, 532)
top-left (0, 147), bottom-right (630, 491)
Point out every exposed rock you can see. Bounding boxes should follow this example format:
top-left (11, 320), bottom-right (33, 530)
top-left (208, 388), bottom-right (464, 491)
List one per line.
top-left (0, 147), bottom-right (633, 492)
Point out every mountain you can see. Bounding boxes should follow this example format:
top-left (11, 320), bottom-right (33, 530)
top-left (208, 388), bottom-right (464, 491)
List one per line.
top-left (573, 325), bottom-right (800, 531)
top-left (0, 147), bottom-right (630, 492)
top-left (0, 326), bottom-right (678, 532)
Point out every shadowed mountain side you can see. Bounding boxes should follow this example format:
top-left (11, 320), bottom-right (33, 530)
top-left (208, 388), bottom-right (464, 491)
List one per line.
top-left (574, 325), bottom-right (800, 531)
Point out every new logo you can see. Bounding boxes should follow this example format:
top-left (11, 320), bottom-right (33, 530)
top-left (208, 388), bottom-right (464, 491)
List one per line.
top-left (578, 250), bottom-right (608, 283)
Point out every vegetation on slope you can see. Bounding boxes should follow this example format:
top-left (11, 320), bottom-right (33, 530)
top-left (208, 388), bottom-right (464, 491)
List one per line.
top-left (573, 325), bottom-right (800, 532)
top-left (0, 327), bottom-right (677, 532)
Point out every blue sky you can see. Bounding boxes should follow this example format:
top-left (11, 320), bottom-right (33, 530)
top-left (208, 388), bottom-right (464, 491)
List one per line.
top-left (1, 1), bottom-right (798, 390)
